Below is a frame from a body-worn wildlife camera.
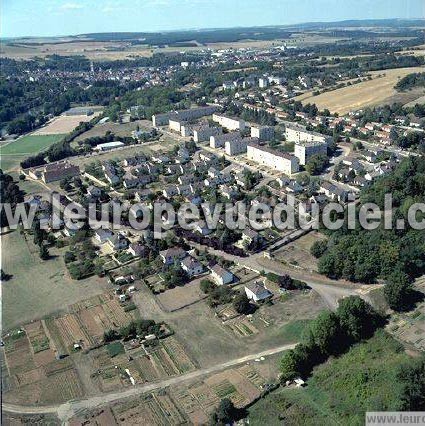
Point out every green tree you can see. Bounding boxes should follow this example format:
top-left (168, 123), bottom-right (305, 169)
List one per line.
top-left (384, 271), bottom-right (412, 311)
top-left (39, 244), bottom-right (49, 260)
top-left (233, 293), bottom-right (251, 314)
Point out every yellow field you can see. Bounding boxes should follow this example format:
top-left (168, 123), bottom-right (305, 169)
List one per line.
top-left (296, 67), bottom-right (425, 115)
top-left (32, 112), bottom-right (103, 135)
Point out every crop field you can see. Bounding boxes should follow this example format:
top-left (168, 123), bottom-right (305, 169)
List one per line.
top-left (297, 67), bottom-right (425, 115)
top-left (1, 230), bottom-right (109, 330)
top-left (172, 365), bottom-right (266, 423)
top-left (45, 293), bottom-right (137, 353)
top-left (0, 134), bottom-right (65, 155)
top-left (89, 336), bottom-right (196, 392)
top-left (2, 331), bottom-right (84, 405)
top-left (32, 113), bottom-right (102, 135)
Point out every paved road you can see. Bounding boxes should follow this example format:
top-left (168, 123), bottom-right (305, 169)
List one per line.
top-left (3, 343), bottom-right (297, 422)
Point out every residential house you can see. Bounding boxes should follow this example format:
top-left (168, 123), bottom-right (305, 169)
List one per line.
top-left (245, 281), bottom-right (273, 302)
top-left (210, 264), bottom-right (233, 286)
top-left (159, 247), bottom-right (187, 265)
top-left (181, 256), bottom-right (204, 277)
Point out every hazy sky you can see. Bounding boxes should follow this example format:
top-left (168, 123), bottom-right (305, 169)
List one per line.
top-left (2, 0), bottom-right (424, 38)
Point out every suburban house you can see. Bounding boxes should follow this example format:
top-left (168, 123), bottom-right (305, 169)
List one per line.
top-left (159, 247), bottom-right (187, 265)
top-left (94, 229), bottom-right (114, 244)
top-left (210, 264), bottom-right (234, 286)
top-left (180, 256), bottom-right (204, 277)
top-left (128, 243), bottom-right (148, 258)
top-left (107, 233), bottom-right (129, 251)
top-left (244, 281), bottom-right (273, 302)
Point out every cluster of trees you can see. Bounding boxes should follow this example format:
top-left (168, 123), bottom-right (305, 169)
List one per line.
top-left (0, 170), bottom-right (24, 228)
top-left (280, 296), bottom-right (384, 381)
top-left (0, 74), bottom-right (132, 135)
top-left (316, 157), bottom-right (425, 288)
top-left (240, 107), bottom-right (276, 126)
top-left (305, 154), bottom-right (329, 175)
top-left (395, 72), bottom-right (425, 91)
top-left (103, 319), bottom-right (165, 342)
top-left (266, 273), bottom-right (309, 290)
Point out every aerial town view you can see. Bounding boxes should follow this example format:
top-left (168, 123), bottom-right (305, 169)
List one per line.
top-left (0, 1), bottom-right (424, 425)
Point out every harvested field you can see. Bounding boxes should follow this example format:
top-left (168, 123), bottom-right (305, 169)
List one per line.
top-left (32, 113), bottom-right (102, 135)
top-left (296, 67), bottom-right (425, 115)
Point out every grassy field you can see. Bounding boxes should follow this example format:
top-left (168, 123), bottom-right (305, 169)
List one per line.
top-left (1, 230), bottom-right (109, 330)
top-left (297, 67), bottom-right (425, 115)
top-left (248, 331), bottom-right (411, 425)
top-left (0, 134), bottom-right (65, 155)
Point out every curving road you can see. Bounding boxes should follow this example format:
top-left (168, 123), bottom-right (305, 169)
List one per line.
top-left (3, 343), bottom-right (297, 422)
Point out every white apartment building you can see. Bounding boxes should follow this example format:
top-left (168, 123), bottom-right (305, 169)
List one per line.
top-left (193, 125), bottom-right (222, 142)
top-left (259, 77), bottom-right (268, 88)
top-left (247, 142), bottom-right (299, 175)
top-left (152, 105), bottom-right (219, 127)
top-left (212, 113), bottom-right (245, 131)
top-left (225, 137), bottom-right (258, 156)
top-left (285, 123), bottom-right (331, 144)
top-left (210, 132), bottom-right (241, 149)
top-left (294, 141), bottom-right (328, 165)
top-left (251, 125), bottom-right (275, 141)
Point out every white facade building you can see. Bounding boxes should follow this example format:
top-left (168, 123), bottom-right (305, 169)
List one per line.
top-left (212, 114), bottom-right (245, 131)
top-left (247, 142), bottom-right (299, 175)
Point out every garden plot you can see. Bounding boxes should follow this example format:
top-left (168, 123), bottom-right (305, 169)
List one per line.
top-left (89, 336), bottom-right (196, 392)
top-left (205, 369), bottom-right (262, 407)
top-left (225, 316), bottom-right (259, 337)
top-left (111, 391), bottom-right (187, 425)
top-left (3, 332), bottom-right (84, 405)
top-left (45, 293), bottom-right (137, 353)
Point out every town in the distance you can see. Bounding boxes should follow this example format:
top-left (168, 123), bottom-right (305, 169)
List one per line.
top-left (1, 15), bottom-right (425, 426)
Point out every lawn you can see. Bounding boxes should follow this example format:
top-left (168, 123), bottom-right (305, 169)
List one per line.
top-left (0, 134), bottom-right (65, 156)
top-left (248, 331), bottom-right (411, 425)
top-left (1, 230), bottom-right (109, 330)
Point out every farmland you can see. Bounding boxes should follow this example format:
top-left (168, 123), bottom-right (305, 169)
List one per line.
top-left (88, 335), bottom-right (196, 392)
top-left (1, 230), bottom-right (109, 330)
top-left (3, 330), bottom-right (84, 405)
top-left (44, 293), bottom-right (138, 354)
top-left (296, 67), bottom-right (425, 115)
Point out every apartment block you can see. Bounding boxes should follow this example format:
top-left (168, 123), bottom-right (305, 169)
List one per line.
top-left (247, 142), bottom-right (299, 175)
top-left (225, 137), bottom-right (258, 156)
top-left (251, 125), bottom-right (275, 141)
top-left (212, 113), bottom-right (245, 131)
top-left (210, 132), bottom-right (241, 149)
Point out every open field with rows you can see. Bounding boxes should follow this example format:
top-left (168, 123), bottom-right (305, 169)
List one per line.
top-left (89, 335), bottom-right (196, 392)
top-left (2, 331), bottom-right (84, 405)
top-left (44, 293), bottom-right (137, 354)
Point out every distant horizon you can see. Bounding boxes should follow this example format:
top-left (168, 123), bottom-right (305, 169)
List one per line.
top-left (2, 0), bottom-right (424, 38)
top-left (2, 17), bottom-right (425, 41)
